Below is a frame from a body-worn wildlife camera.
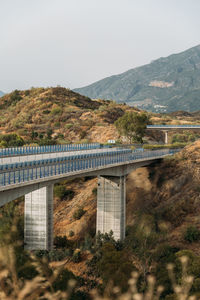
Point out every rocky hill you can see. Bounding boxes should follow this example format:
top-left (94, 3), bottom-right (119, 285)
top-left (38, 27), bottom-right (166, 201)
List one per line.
top-left (1, 87), bottom-right (200, 146)
top-left (0, 87), bottom-right (135, 144)
top-left (74, 44), bottom-right (200, 113)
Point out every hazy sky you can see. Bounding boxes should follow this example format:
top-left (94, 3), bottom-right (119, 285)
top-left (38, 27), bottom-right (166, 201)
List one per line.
top-left (1, 0), bottom-right (200, 93)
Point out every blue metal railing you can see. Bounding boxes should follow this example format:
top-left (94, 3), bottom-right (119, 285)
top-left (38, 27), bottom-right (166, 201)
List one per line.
top-left (0, 148), bottom-right (179, 187)
top-left (0, 143), bottom-right (101, 158)
top-left (147, 125), bottom-right (200, 128)
top-left (0, 149), bottom-right (132, 172)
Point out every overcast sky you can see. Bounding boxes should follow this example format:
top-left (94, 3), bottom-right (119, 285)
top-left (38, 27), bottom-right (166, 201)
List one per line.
top-left (1, 0), bottom-right (200, 93)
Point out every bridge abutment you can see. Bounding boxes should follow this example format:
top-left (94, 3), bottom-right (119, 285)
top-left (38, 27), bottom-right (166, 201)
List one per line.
top-left (24, 185), bottom-right (53, 250)
top-left (96, 175), bottom-right (126, 240)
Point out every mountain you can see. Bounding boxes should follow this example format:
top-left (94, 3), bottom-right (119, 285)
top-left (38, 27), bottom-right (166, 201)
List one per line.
top-left (74, 45), bottom-right (200, 113)
top-left (0, 91), bottom-right (4, 97)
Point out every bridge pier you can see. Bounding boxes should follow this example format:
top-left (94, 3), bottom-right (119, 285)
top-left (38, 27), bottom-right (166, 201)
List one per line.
top-left (164, 131), bottom-right (168, 144)
top-left (24, 185), bottom-right (54, 250)
top-left (96, 175), bottom-right (126, 240)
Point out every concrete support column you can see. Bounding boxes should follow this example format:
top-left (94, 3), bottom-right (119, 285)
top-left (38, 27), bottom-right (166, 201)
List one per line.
top-left (164, 131), bottom-right (168, 144)
top-left (96, 176), bottom-right (126, 240)
top-left (24, 185), bottom-right (53, 250)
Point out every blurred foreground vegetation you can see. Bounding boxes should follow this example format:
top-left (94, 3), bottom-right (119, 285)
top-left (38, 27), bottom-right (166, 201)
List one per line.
top-left (1, 201), bottom-right (200, 299)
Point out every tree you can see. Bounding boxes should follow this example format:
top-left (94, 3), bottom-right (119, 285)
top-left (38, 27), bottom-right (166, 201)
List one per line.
top-left (115, 112), bottom-right (149, 143)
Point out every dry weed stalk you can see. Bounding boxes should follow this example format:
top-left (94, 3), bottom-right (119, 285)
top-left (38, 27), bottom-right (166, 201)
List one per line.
top-left (0, 225), bottom-right (75, 300)
top-left (167, 256), bottom-right (195, 300)
top-left (0, 226), bottom-right (197, 300)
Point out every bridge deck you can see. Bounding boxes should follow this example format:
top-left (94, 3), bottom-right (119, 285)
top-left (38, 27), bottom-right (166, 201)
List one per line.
top-left (0, 148), bottom-right (179, 189)
top-left (0, 143), bottom-right (101, 158)
top-left (147, 125), bottom-right (200, 129)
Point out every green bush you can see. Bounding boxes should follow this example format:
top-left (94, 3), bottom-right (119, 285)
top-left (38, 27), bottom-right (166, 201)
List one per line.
top-left (73, 207), bottom-right (86, 220)
top-left (38, 138), bottom-right (57, 146)
top-left (80, 130), bottom-right (87, 139)
top-left (184, 226), bottom-right (200, 242)
top-left (0, 133), bottom-right (25, 147)
top-left (54, 122), bottom-right (60, 128)
top-left (10, 90), bottom-right (22, 105)
top-left (54, 185), bottom-right (74, 200)
top-left (92, 187), bottom-right (97, 196)
top-left (54, 235), bottom-right (69, 248)
top-left (43, 109), bottom-right (50, 114)
top-left (143, 143), bottom-right (187, 150)
top-left (54, 185), bottom-right (68, 200)
top-left (65, 123), bottom-right (73, 129)
top-left (69, 230), bottom-right (75, 237)
top-left (51, 107), bottom-right (62, 115)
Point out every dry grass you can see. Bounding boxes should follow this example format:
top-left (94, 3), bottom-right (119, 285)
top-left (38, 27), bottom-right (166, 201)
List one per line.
top-left (0, 229), bottom-right (197, 300)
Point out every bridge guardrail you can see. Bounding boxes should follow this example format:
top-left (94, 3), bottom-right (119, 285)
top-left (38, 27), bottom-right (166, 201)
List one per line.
top-left (0, 143), bottom-right (101, 158)
top-left (0, 148), bottom-right (180, 187)
top-left (147, 125), bottom-right (200, 128)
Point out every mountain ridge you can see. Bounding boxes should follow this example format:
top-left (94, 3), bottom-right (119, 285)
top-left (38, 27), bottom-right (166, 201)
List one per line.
top-left (74, 44), bottom-right (200, 113)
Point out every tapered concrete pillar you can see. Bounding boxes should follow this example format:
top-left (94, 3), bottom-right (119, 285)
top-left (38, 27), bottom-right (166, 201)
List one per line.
top-left (96, 176), bottom-right (126, 240)
top-left (24, 185), bottom-right (53, 250)
top-left (164, 131), bottom-right (168, 144)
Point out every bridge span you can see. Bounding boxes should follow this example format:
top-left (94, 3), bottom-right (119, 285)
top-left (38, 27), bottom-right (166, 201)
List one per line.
top-left (147, 125), bottom-right (200, 144)
top-left (0, 144), bottom-right (179, 250)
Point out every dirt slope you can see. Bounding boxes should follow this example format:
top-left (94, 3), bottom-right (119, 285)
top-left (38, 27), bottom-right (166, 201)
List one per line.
top-left (54, 141), bottom-right (200, 256)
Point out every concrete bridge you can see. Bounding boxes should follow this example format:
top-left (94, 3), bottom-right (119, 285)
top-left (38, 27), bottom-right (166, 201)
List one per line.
top-left (147, 125), bottom-right (200, 144)
top-left (0, 143), bottom-right (179, 250)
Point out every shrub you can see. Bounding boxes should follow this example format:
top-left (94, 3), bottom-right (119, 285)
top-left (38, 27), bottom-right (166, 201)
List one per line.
top-left (51, 106), bottom-right (62, 115)
top-left (43, 109), bottom-right (50, 114)
top-left (54, 122), bottom-right (60, 128)
top-left (10, 90), bottom-right (22, 105)
top-left (184, 226), bottom-right (200, 242)
top-left (80, 130), bottom-right (87, 139)
top-left (52, 269), bottom-right (76, 291)
top-left (38, 138), bottom-right (57, 146)
top-left (65, 123), bottom-right (73, 129)
top-left (92, 187), bottom-right (97, 196)
top-left (72, 249), bottom-right (82, 263)
top-left (73, 207), bottom-right (86, 220)
top-left (54, 235), bottom-right (69, 248)
top-left (69, 230), bottom-right (75, 237)
top-left (0, 133), bottom-right (25, 147)
top-left (54, 185), bottom-right (67, 200)
top-left (54, 185), bottom-right (74, 200)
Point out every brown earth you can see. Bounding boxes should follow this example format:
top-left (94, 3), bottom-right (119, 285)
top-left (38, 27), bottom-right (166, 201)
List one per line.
top-left (48, 141), bottom-right (200, 279)
top-left (54, 141), bottom-right (200, 256)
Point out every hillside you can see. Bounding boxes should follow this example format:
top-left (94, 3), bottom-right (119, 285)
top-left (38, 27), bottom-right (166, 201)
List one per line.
top-left (0, 91), bottom-right (4, 97)
top-left (1, 87), bottom-right (200, 147)
top-left (54, 141), bottom-right (200, 249)
top-left (75, 44), bottom-right (200, 113)
top-left (0, 87), bottom-right (134, 144)
top-left (52, 141), bottom-right (200, 291)
top-left (2, 87), bottom-right (200, 296)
